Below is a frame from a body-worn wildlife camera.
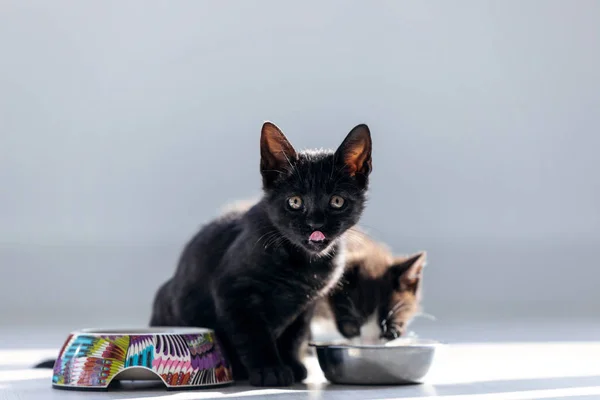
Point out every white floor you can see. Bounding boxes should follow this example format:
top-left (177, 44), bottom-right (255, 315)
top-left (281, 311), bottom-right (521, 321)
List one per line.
top-left (2, 319), bottom-right (600, 400)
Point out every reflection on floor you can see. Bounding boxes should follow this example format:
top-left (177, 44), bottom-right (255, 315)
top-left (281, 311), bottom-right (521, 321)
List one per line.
top-left (2, 320), bottom-right (600, 399)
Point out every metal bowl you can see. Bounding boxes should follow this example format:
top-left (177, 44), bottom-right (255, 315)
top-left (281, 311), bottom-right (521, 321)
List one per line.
top-left (311, 338), bottom-right (440, 385)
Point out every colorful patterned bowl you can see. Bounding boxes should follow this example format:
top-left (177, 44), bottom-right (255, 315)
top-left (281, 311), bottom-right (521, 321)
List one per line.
top-left (51, 327), bottom-right (233, 390)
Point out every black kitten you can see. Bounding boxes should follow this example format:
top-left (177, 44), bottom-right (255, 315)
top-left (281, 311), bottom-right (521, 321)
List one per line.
top-left (150, 122), bottom-right (372, 387)
top-left (313, 229), bottom-right (426, 344)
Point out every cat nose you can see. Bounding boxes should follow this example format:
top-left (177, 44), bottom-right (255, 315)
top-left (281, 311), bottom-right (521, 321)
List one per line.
top-left (306, 214), bottom-right (325, 229)
top-left (307, 220), bottom-right (324, 229)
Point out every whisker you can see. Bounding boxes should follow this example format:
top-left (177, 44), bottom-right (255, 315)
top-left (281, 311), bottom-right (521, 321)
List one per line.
top-left (270, 236), bottom-right (287, 250)
top-left (280, 147), bottom-right (303, 185)
top-left (387, 300), bottom-right (408, 319)
top-left (263, 233), bottom-right (285, 249)
top-left (413, 311), bottom-right (437, 321)
top-left (388, 323), bottom-right (403, 331)
top-left (254, 231), bottom-right (277, 247)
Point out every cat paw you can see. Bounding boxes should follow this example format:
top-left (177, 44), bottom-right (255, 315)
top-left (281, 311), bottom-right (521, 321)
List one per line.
top-left (287, 360), bottom-right (308, 382)
top-left (248, 365), bottom-right (294, 387)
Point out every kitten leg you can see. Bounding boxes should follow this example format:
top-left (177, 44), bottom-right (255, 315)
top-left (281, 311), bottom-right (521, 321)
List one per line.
top-left (277, 305), bottom-right (315, 382)
top-left (216, 295), bottom-right (293, 387)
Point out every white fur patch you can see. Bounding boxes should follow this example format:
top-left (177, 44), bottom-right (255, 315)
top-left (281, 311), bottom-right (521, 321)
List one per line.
top-left (311, 317), bottom-right (343, 341)
top-left (318, 244), bottom-right (346, 297)
top-left (312, 310), bottom-right (382, 345)
top-left (359, 311), bottom-right (382, 345)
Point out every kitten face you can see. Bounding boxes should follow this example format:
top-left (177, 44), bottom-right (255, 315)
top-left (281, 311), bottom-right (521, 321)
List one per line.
top-left (329, 253), bottom-right (425, 343)
top-left (328, 264), bottom-right (382, 342)
top-left (260, 122), bottom-right (372, 254)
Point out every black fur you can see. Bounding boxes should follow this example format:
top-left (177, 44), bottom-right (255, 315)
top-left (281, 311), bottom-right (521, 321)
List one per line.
top-left (150, 122), bottom-right (372, 387)
top-left (329, 262), bottom-right (383, 338)
top-left (33, 360), bottom-right (56, 369)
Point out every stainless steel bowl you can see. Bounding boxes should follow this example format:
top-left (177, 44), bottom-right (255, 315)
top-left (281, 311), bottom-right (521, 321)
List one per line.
top-left (311, 338), bottom-right (440, 385)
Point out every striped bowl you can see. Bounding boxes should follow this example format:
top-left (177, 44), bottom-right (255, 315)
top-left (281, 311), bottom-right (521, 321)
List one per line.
top-left (51, 327), bottom-right (233, 390)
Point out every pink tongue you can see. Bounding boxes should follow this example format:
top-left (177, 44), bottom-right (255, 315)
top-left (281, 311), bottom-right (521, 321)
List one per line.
top-left (309, 231), bottom-right (326, 242)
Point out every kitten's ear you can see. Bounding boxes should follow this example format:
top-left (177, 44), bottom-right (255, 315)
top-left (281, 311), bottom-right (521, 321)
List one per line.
top-left (390, 252), bottom-right (427, 293)
top-left (334, 124), bottom-right (372, 180)
top-left (260, 122), bottom-right (297, 187)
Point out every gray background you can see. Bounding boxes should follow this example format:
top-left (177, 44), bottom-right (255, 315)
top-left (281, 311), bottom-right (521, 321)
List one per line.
top-left (1, 0), bottom-right (598, 328)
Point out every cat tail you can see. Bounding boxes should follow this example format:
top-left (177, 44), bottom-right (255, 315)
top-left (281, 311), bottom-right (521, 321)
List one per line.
top-left (33, 359), bottom-right (56, 368)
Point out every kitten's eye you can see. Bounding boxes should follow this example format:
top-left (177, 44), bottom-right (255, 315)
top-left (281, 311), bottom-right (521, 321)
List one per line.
top-left (287, 196), bottom-right (303, 210)
top-left (329, 195), bottom-right (345, 209)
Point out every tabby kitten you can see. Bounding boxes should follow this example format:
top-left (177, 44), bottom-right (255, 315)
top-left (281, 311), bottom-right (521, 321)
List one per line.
top-left (312, 229), bottom-right (426, 344)
top-left (150, 122), bottom-right (372, 387)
